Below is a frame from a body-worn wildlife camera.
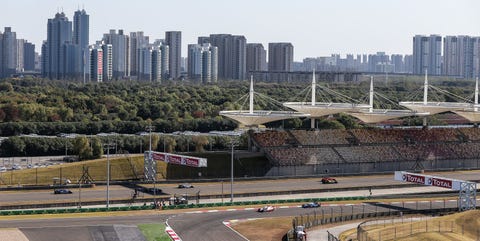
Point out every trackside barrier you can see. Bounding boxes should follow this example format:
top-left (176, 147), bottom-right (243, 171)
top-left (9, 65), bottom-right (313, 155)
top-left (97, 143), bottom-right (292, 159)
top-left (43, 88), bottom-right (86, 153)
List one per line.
top-left (0, 196), bottom-right (368, 216)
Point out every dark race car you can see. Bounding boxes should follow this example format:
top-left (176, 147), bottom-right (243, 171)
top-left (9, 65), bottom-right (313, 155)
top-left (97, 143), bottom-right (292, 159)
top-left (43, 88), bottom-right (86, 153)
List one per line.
top-left (54, 189), bottom-right (72, 194)
top-left (302, 202), bottom-right (320, 208)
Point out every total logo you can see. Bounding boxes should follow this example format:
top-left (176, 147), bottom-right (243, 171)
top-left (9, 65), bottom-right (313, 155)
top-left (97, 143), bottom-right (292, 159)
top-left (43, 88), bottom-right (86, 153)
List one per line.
top-left (428, 177), bottom-right (453, 189)
top-left (402, 174), bottom-right (425, 184)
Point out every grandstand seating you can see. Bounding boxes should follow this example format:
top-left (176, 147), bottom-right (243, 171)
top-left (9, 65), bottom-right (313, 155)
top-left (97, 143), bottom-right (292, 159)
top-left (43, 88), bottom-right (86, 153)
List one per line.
top-left (350, 129), bottom-right (405, 143)
top-left (252, 130), bottom-right (291, 147)
top-left (252, 127), bottom-right (480, 167)
top-left (334, 146), bottom-right (400, 162)
top-left (290, 129), bottom-right (352, 145)
top-left (458, 128), bottom-right (480, 141)
top-left (265, 147), bottom-right (341, 166)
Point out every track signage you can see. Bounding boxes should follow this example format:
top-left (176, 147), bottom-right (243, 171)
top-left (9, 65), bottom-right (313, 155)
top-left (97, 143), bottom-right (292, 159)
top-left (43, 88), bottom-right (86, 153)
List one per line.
top-left (146, 151), bottom-right (207, 167)
top-left (394, 171), bottom-right (462, 190)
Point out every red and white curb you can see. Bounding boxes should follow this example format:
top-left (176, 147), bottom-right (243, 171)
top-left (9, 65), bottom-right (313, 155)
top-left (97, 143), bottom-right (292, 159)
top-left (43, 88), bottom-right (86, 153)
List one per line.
top-left (165, 226), bottom-right (182, 241)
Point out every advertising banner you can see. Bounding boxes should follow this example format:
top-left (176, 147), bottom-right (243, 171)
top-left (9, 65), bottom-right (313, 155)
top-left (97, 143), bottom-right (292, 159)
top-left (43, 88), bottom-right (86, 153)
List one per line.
top-left (394, 171), bottom-right (462, 190)
top-left (147, 151), bottom-right (207, 167)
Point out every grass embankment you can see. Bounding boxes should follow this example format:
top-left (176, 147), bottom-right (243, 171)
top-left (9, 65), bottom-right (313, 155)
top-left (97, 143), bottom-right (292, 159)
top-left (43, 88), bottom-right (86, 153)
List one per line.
top-left (138, 223), bottom-right (171, 241)
top-left (0, 155), bottom-right (167, 186)
top-left (0, 152), bottom-right (269, 186)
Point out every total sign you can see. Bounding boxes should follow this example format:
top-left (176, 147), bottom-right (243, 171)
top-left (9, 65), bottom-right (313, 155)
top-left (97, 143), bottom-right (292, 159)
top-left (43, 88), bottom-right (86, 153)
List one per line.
top-left (394, 171), bottom-right (462, 190)
top-left (394, 171), bottom-right (426, 185)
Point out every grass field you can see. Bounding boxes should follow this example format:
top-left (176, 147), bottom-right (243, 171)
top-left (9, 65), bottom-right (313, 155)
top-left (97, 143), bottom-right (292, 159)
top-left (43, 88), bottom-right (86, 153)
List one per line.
top-left (138, 223), bottom-right (171, 241)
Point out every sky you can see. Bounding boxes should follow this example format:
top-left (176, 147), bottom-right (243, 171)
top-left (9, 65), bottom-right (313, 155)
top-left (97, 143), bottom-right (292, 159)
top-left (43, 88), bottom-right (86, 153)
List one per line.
top-left (2, 0), bottom-right (479, 61)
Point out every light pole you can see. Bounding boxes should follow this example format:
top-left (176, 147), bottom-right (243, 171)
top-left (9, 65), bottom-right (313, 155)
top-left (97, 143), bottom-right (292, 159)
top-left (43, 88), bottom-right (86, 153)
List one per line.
top-left (146, 125), bottom-right (156, 207)
top-left (230, 138), bottom-right (234, 203)
top-left (104, 142), bottom-right (115, 208)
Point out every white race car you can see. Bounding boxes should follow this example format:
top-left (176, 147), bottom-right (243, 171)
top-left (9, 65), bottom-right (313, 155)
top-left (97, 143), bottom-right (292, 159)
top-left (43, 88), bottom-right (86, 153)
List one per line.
top-left (257, 205), bottom-right (275, 212)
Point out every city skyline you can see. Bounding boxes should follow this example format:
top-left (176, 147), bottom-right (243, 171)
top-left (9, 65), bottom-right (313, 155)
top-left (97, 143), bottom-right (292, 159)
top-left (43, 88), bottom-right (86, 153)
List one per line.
top-left (2, 0), bottom-right (479, 61)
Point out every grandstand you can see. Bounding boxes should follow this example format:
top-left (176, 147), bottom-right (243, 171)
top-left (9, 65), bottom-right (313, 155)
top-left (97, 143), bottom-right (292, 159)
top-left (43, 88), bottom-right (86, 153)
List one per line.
top-left (250, 127), bottom-right (480, 176)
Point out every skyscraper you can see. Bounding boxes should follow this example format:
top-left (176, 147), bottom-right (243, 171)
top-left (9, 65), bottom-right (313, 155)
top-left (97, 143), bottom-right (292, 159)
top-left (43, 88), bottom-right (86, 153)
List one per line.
top-left (45, 12), bottom-right (73, 79)
top-left (165, 31), bottom-right (182, 79)
top-left (73, 9), bottom-right (89, 81)
top-left (202, 34), bottom-right (246, 80)
top-left (246, 43), bottom-right (267, 75)
top-left (1, 27), bottom-right (17, 78)
top-left (103, 29), bottom-right (130, 79)
top-left (268, 42), bottom-right (294, 72)
top-left (413, 35), bottom-right (441, 75)
top-left (444, 35), bottom-right (478, 78)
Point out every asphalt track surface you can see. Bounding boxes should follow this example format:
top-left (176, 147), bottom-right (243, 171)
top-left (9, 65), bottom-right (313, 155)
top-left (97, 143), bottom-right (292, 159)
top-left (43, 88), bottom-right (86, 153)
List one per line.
top-left (1, 170), bottom-right (479, 206)
top-left (0, 170), bottom-right (478, 241)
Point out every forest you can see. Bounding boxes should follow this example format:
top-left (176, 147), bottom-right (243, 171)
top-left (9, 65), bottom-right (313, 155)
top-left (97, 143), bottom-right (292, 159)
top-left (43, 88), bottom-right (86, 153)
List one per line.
top-left (0, 76), bottom-right (477, 158)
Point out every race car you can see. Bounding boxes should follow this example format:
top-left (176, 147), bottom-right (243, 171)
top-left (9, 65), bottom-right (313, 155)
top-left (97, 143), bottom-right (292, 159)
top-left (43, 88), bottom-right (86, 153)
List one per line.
top-left (257, 205), bottom-right (275, 212)
top-left (302, 202), bottom-right (320, 208)
top-left (321, 177), bottom-right (338, 184)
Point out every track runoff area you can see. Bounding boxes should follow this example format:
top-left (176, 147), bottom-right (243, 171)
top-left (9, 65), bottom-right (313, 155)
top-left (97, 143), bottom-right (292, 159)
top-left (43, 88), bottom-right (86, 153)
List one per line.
top-left (394, 171), bottom-right (477, 211)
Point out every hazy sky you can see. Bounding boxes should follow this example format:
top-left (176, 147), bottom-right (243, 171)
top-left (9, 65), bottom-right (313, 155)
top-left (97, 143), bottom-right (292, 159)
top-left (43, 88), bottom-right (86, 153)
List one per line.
top-left (2, 0), bottom-right (479, 61)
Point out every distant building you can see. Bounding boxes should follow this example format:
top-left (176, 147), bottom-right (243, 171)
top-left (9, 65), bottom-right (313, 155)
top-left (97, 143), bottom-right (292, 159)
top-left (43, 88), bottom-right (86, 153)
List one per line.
top-left (390, 54), bottom-right (404, 73)
top-left (404, 55), bottom-right (413, 74)
top-left (23, 41), bottom-right (35, 71)
top-left (165, 31), bottom-right (182, 79)
top-left (16, 39), bottom-right (24, 73)
top-left (413, 34), bottom-right (441, 75)
top-left (443, 35), bottom-right (478, 78)
top-left (246, 43), bottom-right (266, 75)
top-left (103, 29), bottom-right (130, 79)
top-left (268, 42), bottom-right (293, 72)
top-left (89, 44), bottom-right (103, 82)
top-left (129, 31), bottom-right (149, 77)
top-left (200, 34), bottom-right (246, 80)
top-left (45, 12), bottom-right (73, 79)
top-left (1, 27), bottom-right (17, 78)
top-left (73, 9), bottom-right (89, 80)
top-left (187, 43), bottom-right (218, 83)
top-left (136, 42), bottom-right (169, 82)
top-left (102, 43), bottom-right (113, 81)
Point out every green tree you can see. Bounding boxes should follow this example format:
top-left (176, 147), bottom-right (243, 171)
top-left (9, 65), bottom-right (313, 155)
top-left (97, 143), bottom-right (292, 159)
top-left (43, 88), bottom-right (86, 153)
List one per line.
top-left (74, 136), bottom-right (92, 161)
top-left (192, 135), bottom-right (209, 152)
top-left (91, 137), bottom-right (103, 159)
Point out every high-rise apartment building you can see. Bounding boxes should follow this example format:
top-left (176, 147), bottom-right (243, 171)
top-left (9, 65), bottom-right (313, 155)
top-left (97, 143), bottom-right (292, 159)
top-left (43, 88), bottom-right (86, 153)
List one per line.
top-left (103, 29), bottom-right (130, 79)
top-left (102, 43), bottom-right (113, 81)
top-left (89, 44), bottom-right (103, 82)
top-left (1, 27), bottom-right (17, 78)
top-left (73, 9), bottom-right (89, 80)
top-left (187, 43), bottom-right (218, 83)
top-left (268, 42), bottom-right (293, 72)
top-left (413, 35), bottom-right (441, 75)
top-left (443, 35), bottom-right (478, 78)
top-left (23, 41), bottom-right (35, 71)
top-left (165, 31), bottom-right (182, 79)
top-left (246, 43), bottom-right (266, 75)
top-left (136, 42), bottom-right (169, 82)
top-left (129, 31), bottom-right (149, 77)
top-left (200, 34), bottom-right (246, 80)
top-left (45, 12), bottom-right (73, 79)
